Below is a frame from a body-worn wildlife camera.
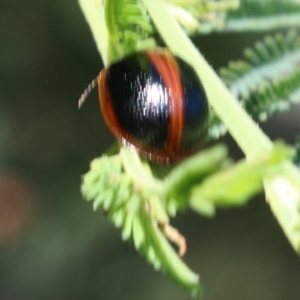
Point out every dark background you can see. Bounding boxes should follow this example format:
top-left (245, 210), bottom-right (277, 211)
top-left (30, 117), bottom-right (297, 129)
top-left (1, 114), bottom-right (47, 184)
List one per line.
top-left (0, 1), bottom-right (300, 299)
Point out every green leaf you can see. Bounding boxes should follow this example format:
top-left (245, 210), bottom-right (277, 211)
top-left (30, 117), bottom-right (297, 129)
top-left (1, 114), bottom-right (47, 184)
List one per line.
top-left (190, 142), bottom-right (293, 213)
top-left (122, 207), bottom-right (136, 240)
top-left (210, 31), bottom-right (300, 139)
top-left (165, 145), bottom-right (231, 209)
top-left (191, 159), bottom-right (264, 207)
top-left (264, 163), bottom-right (300, 252)
top-left (104, 0), bottom-right (156, 63)
top-left (226, 0), bottom-right (300, 31)
top-left (166, 0), bottom-right (239, 34)
top-left (80, 150), bottom-right (204, 295)
top-left (132, 211), bottom-right (146, 250)
top-left (142, 211), bottom-right (202, 297)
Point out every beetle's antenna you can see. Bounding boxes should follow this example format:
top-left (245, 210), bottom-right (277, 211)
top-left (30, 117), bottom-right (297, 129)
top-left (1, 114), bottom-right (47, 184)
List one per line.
top-left (78, 76), bottom-right (98, 109)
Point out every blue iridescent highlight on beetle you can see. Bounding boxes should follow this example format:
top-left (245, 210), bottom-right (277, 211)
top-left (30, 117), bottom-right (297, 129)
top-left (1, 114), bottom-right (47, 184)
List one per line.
top-left (180, 61), bottom-right (209, 149)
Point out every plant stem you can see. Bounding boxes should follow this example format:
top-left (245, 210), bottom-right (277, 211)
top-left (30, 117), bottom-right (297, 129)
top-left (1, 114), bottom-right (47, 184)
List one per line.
top-left (78, 0), bottom-right (109, 66)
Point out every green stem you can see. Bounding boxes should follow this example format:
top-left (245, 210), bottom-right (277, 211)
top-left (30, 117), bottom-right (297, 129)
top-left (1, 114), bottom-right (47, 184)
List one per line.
top-left (78, 0), bottom-right (109, 66)
top-left (142, 0), bottom-right (272, 159)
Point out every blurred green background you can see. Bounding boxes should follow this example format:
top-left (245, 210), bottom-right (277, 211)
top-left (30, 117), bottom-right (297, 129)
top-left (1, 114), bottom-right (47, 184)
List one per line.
top-left (0, 1), bottom-right (300, 299)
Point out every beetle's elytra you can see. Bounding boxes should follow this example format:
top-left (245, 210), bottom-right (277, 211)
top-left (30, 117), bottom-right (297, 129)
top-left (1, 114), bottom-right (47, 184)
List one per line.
top-left (79, 48), bottom-right (210, 164)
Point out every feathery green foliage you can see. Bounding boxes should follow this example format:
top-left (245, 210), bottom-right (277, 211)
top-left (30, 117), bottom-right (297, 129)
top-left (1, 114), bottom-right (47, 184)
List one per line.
top-left (210, 30), bottom-right (300, 138)
top-left (163, 0), bottom-right (300, 34)
top-left (230, 0), bottom-right (300, 17)
top-left (105, 0), bottom-right (156, 62)
top-left (78, 0), bottom-right (300, 297)
top-left (81, 149), bottom-right (202, 295)
top-left (81, 143), bottom-right (291, 295)
top-left (166, 0), bottom-right (239, 33)
top-left (226, 0), bottom-right (300, 31)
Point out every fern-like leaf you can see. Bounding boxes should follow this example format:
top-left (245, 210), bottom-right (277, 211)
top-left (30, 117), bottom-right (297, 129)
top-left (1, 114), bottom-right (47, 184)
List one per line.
top-left (81, 141), bottom-right (290, 295)
top-left (226, 0), bottom-right (300, 32)
top-left (209, 30), bottom-right (300, 139)
top-left (81, 150), bottom-right (203, 296)
top-left (167, 0), bottom-right (300, 35)
top-left (104, 0), bottom-right (157, 63)
top-left (167, 0), bottom-right (239, 34)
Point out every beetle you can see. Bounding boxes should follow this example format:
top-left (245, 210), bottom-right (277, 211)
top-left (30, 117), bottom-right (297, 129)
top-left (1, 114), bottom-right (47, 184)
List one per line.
top-left (79, 48), bottom-right (210, 164)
